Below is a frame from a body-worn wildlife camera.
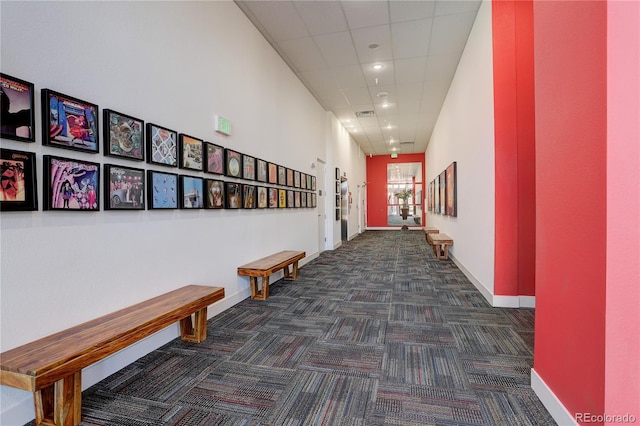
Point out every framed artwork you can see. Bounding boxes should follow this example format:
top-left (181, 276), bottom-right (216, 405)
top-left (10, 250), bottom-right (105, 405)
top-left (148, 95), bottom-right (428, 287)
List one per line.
top-left (446, 162), bottom-right (457, 217)
top-left (205, 179), bottom-right (225, 209)
top-left (300, 173), bottom-right (307, 190)
top-left (336, 208), bottom-right (340, 221)
top-left (311, 176), bottom-right (316, 191)
top-left (434, 178), bottom-right (440, 213)
top-left (43, 155), bottom-right (99, 211)
top-left (294, 170), bottom-right (300, 188)
top-left (335, 168), bottom-right (340, 179)
top-left (301, 192), bottom-right (307, 208)
top-left (242, 184), bottom-right (255, 208)
top-left (311, 193), bottom-right (317, 207)
top-left (147, 170), bottom-right (178, 209)
top-left (278, 188), bottom-right (286, 208)
top-left (256, 186), bottom-right (268, 208)
top-left (336, 181), bottom-right (340, 194)
top-left (268, 187), bottom-right (278, 208)
top-left (179, 134), bottom-right (203, 171)
top-left (103, 109), bottom-right (144, 161)
top-left (0, 148), bottom-right (37, 211)
top-left (439, 171), bottom-right (446, 215)
top-left (277, 165), bottom-right (286, 186)
top-left (286, 168), bottom-right (294, 187)
top-left (286, 190), bottom-right (294, 208)
top-left (104, 164), bottom-right (145, 210)
top-left (205, 143), bottom-right (225, 175)
top-left (268, 162), bottom-right (278, 184)
top-left (336, 194), bottom-right (340, 208)
top-left (294, 191), bottom-right (301, 208)
top-left (179, 175), bottom-right (204, 209)
top-left (1, 73), bottom-right (35, 142)
top-left (256, 159), bottom-right (267, 183)
top-left (225, 149), bottom-right (242, 178)
top-left (42, 89), bottom-right (98, 153)
top-left (226, 182), bottom-right (242, 209)
top-left (242, 154), bottom-right (255, 180)
top-left (427, 181), bottom-right (432, 212)
top-left (146, 123), bottom-right (177, 167)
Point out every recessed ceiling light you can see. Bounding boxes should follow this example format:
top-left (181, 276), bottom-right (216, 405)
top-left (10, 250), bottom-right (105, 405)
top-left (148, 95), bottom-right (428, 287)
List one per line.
top-left (376, 91), bottom-right (389, 98)
top-left (372, 63), bottom-right (383, 71)
top-left (381, 102), bottom-right (390, 108)
top-left (368, 43), bottom-right (379, 49)
top-left (387, 124), bottom-right (393, 129)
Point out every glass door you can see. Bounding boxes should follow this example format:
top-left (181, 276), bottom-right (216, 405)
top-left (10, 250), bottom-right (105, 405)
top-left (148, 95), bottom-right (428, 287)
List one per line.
top-left (387, 162), bottom-right (423, 228)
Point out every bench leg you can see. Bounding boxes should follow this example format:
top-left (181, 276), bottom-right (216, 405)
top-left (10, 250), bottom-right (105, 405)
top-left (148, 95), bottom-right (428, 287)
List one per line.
top-left (283, 261), bottom-right (299, 281)
top-left (250, 276), bottom-right (270, 300)
top-left (435, 244), bottom-right (450, 260)
top-left (180, 307), bottom-right (208, 343)
top-left (34, 371), bottom-right (81, 426)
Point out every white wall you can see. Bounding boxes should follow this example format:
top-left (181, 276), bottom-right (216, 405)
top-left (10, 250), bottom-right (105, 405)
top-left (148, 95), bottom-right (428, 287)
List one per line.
top-left (425, 0), bottom-right (495, 297)
top-left (0, 2), bottom-right (363, 424)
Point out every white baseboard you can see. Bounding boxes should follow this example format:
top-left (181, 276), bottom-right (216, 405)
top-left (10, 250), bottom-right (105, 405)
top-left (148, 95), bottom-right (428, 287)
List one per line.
top-left (449, 254), bottom-right (535, 308)
top-left (531, 368), bottom-right (578, 426)
top-left (0, 288), bottom-right (249, 426)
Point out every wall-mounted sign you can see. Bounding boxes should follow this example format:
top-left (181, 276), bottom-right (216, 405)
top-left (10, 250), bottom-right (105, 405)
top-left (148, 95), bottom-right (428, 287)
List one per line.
top-left (214, 115), bottom-right (231, 136)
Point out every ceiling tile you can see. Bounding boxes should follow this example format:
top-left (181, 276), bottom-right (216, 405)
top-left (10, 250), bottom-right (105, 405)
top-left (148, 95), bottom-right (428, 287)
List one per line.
top-left (332, 64), bottom-right (368, 90)
top-left (429, 11), bottom-right (477, 55)
top-left (390, 1), bottom-right (436, 23)
top-left (343, 87), bottom-right (373, 106)
top-left (314, 31), bottom-right (360, 67)
top-left (391, 18), bottom-right (433, 59)
top-left (341, 1), bottom-right (390, 30)
top-left (294, 1), bottom-right (348, 36)
top-left (351, 25), bottom-right (393, 63)
top-left (394, 57), bottom-right (427, 83)
top-left (300, 69), bottom-right (340, 92)
top-left (361, 60), bottom-right (394, 86)
top-left (277, 38), bottom-right (326, 72)
top-left (434, 0), bottom-right (482, 17)
top-left (240, 1), bottom-right (308, 42)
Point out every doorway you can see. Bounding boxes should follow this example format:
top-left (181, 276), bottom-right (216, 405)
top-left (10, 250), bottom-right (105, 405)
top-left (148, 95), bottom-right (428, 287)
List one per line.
top-left (340, 179), bottom-right (348, 241)
top-left (316, 159), bottom-right (326, 253)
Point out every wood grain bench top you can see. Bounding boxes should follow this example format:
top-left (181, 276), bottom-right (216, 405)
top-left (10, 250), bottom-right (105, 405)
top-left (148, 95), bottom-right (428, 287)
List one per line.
top-left (424, 226), bottom-right (439, 234)
top-left (430, 233), bottom-right (453, 244)
top-left (237, 250), bottom-right (305, 277)
top-left (0, 285), bottom-right (224, 392)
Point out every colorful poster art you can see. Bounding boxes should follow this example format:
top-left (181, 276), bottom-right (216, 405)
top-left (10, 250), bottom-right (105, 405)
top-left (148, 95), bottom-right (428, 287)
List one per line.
top-left (104, 110), bottom-right (144, 160)
top-left (446, 162), bottom-right (457, 217)
top-left (268, 187), bottom-right (278, 208)
top-left (44, 156), bottom-right (99, 210)
top-left (1, 74), bottom-right (35, 142)
top-left (43, 90), bottom-right (98, 153)
top-left (0, 149), bottom-right (37, 211)
top-left (179, 135), bottom-right (203, 171)
top-left (148, 171), bottom-right (178, 209)
top-left (180, 176), bottom-right (203, 208)
top-left (226, 182), bottom-right (242, 209)
top-left (105, 165), bottom-right (144, 210)
top-left (206, 143), bottom-right (224, 175)
top-left (206, 179), bottom-right (224, 209)
top-left (147, 124), bottom-right (177, 167)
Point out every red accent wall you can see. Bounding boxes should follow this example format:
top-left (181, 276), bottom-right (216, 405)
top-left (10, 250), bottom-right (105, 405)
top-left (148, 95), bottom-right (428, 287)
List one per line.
top-left (533, 0), bottom-right (607, 420)
top-left (366, 154), bottom-right (426, 228)
top-left (492, 0), bottom-right (536, 297)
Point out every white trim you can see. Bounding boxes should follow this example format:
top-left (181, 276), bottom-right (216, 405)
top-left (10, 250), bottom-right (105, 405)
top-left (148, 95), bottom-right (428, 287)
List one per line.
top-left (450, 253), bottom-right (494, 305)
top-left (531, 368), bottom-right (578, 426)
top-left (365, 227), bottom-right (423, 231)
top-left (493, 295), bottom-right (521, 308)
top-left (519, 295), bottom-right (536, 308)
top-left (0, 289), bottom-right (251, 426)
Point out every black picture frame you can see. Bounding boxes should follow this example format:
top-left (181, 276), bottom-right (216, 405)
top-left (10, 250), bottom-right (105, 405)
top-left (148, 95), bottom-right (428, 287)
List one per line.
top-left (147, 170), bottom-right (178, 209)
top-left (104, 164), bottom-right (145, 210)
top-left (287, 189), bottom-right (294, 208)
top-left (1, 73), bottom-right (35, 142)
top-left (179, 134), bottom-right (204, 171)
top-left (242, 184), bottom-right (256, 208)
top-left (205, 143), bottom-right (225, 175)
top-left (294, 170), bottom-right (300, 188)
top-left (256, 186), bottom-right (268, 208)
top-left (43, 155), bottom-right (100, 211)
top-left (294, 191), bottom-right (301, 208)
top-left (286, 168), bottom-right (294, 187)
top-left (146, 123), bottom-right (177, 167)
top-left (0, 148), bottom-right (37, 211)
top-left (268, 187), bottom-right (278, 208)
top-left (42, 89), bottom-right (99, 153)
top-left (278, 188), bottom-right (287, 208)
top-left (242, 154), bottom-right (255, 180)
top-left (277, 165), bottom-right (286, 186)
top-left (336, 208), bottom-right (340, 221)
top-left (225, 149), bottom-right (242, 178)
top-left (179, 175), bottom-right (204, 209)
top-left (335, 167), bottom-right (340, 180)
top-left (446, 162), bottom-right (457, 217)
top-left (312, 176), bottom-right (316, 191)
top-left (226, 182), bottom-right (242, 209)
top-left (256, 158), bottom-right (267, 183)
top-left (103, 109), bottom-right (144, 161)
top-left (301, 192), bottom-right (307, 208)
top-left (268, 162), bottom-right (278, 184)
top-left (205, 179), bottom-right (225, 209)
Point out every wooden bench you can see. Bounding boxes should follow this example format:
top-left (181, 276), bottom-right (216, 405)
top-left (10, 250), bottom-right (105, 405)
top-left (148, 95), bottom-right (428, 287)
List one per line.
top-left (238, 250), bottom-right (305, 300)
top-left (428, 233), bottom-right (454, 259)
top-left (0, 284), bottom-right (224, 426)
top-left (423, 226), bottom-right (439, 240)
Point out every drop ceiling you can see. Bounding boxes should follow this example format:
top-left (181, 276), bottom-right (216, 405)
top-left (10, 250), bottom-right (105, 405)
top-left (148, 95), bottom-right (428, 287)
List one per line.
top-left (235, 0), bottom-right (481, 156)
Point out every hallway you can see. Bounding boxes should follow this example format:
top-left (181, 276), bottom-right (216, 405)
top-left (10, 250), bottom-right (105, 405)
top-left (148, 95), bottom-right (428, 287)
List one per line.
top-left (53, 231), bottom-right (555, 425)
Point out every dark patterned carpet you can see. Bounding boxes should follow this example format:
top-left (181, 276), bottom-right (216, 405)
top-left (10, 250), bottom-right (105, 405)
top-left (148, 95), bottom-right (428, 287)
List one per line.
top-left (31, 231), bottom-right (555, 425)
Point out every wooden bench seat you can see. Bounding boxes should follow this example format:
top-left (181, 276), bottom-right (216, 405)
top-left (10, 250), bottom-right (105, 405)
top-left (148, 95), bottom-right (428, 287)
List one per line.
top-left (423, 226), bottom-right (439, 240)
top-left (428, 233), bottom-right (454, 259)
top-left (0, 285), bottom-right (224, 426)
top-left (238, 250), bottom-right (305, 300)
